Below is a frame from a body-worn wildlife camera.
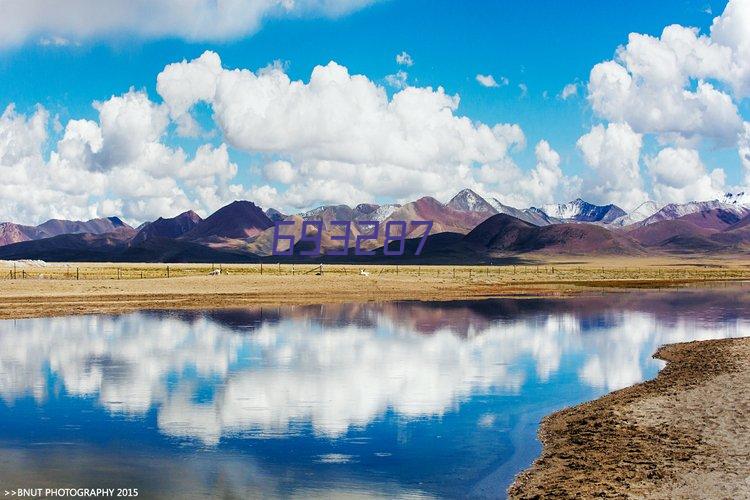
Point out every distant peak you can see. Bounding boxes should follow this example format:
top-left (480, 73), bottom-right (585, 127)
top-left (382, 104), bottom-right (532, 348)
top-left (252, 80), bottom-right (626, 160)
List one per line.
top-left (106, 216), bottom-right (125, 227)
top-left (447, 189), bottom-right (494, 213)
top-left (228, 200), bottom-right (257, 207)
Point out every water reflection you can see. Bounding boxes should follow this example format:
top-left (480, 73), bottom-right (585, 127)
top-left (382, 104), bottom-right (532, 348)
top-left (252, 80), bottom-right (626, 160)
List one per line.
top-left (0, 286), bottom-right (748, 498)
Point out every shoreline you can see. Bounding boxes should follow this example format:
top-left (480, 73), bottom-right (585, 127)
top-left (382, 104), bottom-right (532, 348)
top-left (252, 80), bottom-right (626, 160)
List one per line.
top-left (509, 336), bottom-right (750, 498)
top-left (1, 259), bottom-right (749, 320)
top-left (0, 275), bottom-right (745, 321)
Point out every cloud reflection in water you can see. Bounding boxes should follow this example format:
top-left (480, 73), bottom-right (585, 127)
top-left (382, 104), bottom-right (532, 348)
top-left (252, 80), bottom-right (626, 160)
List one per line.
top-left (0, 290), bottom-right (748, 445)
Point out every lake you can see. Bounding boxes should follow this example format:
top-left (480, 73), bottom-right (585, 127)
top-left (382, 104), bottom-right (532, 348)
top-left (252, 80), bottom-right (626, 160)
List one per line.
top-left (1, 285), bottom-right (748, 498)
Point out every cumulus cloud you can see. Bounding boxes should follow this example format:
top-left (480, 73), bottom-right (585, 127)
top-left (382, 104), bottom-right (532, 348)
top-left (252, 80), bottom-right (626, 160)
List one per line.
top-left (156, 51), bottom-right (530, 208)
top-left (263, 160), bottom-right (296, 184)
top-left (384, 70), bottom-right (408, 89)
top-left (517, 140), bottom-right (579, 205)
top-left (587, 0), bottom-right (750, 145)
top-left (646, 147), bottom-right (726, 203)
top-left (1, 303), bottom-right (745, 443)
top-left (709, 0), bottom-right (750, 98)
top-left (576, 123), bottom-right (648, 209)
top-left (740, 122), bottom-right (750, 185)
top-left (0, 0), bottom-right (378, 48)
top-left (395, 51), bottom-right (413, 67)
top-left (476, 74), bottom-right (499, 88)
top-left (0, 90), bottom-right (241, 224)
top-left (559, 82), bottom-right (578, 100)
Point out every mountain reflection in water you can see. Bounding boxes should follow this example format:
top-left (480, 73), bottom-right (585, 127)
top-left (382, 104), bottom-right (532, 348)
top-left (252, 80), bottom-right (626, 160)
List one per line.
top-left (0, 285), bottom-right (748, 498)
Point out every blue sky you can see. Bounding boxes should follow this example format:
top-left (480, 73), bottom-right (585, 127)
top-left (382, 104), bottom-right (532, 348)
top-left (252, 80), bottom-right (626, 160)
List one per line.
top-left (0, 0), bottom-right (748, 224)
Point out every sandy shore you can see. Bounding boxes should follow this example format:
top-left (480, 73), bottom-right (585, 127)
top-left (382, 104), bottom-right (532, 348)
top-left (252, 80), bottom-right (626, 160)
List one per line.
top-left (509, 336), bottom-right (750, 498)
top-left (1, 259), bottom-right (749, 320)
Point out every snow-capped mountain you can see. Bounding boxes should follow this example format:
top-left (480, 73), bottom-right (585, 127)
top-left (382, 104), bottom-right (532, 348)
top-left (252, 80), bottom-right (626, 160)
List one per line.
top-left (721, 191), bottom-right (750, 207)
top-left (610, 201), bottom-right (660, 227)
top-left (488, 199), bottom-right (558, 226)
top-left (447, 189), bottom-right (557, 225)
top-left (638, 200), bottom-right (750, 227)
top-left (539, 198), bottom-right (627, 223)
top-left (447, 188), bottom-right (497, 213)
top-left (363, 204), bottom-right (402, 222)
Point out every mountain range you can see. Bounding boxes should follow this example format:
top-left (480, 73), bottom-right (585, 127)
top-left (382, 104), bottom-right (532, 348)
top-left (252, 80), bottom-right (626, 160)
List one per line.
top-left (0, 189), bottom-right (749, 262)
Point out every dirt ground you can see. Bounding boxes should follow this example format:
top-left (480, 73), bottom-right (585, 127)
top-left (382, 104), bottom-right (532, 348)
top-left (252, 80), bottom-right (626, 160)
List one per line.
top-left (508, 336), bottom-right (750, 499)
top-left (1, 257), bottom-right (749, 319)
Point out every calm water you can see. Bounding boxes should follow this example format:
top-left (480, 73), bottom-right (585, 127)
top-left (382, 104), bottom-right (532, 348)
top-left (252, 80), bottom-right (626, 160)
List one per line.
top-left (1, 285), bottom-right (749, 499)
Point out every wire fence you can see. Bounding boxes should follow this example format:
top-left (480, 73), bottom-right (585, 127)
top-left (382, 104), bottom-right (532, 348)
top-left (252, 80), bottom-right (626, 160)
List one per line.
top-left (1, 262), bottom-right (748, 282)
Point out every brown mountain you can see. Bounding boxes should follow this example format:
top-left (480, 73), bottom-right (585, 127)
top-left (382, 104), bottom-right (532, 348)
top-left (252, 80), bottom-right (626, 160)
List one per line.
top-left (628, 209), bottom-right (746, 252)
top-left (0, 222), bottom-right (43, 246)
top-left (36, 217), bottom-right (130, 237)
top-left (133, 210), bottom-right (202, 244)
top-left (386, 196), bottom-right (492, 236)
top-left (182, 201), bottom-right (273, 241)
top-left (675, 209), bottom-right (744, 230)
top-left (0, 227), bottom-right (137, 261)
top-left (464, 214), bottom-right (643, 255)
top-left (709, 214), bottom-right (750, 247)
top-left (0, 217), bottom-right (130, 246)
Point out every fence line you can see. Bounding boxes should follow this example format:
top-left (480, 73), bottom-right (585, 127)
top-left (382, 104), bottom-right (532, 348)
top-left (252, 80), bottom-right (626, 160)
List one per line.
top-left (0, 263), bottom-right (746, 282)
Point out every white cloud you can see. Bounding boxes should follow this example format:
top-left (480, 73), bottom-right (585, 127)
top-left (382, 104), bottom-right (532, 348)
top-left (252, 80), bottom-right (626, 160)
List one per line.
top-left (517, 140), bottom-right (576, 205)
top-left (1, 304), bottom-right (745, 443)
top-left (740, 122), bottom-right (750, 185)
top-left (476, 74), bottom-right (499, 88)
top-left (384, 70), bottom-right (408, 89)
top-left (518, 83), bottom-right (528, 98)
top-left (0, 0), bottom-right (378, 48)
top-left (0, 89), bottom-right (241, 225)
top-left (576, 123), bottom-right (648, 209)
top-left (263, 160), bottom-right (296, 184)
top-left (395, 51), bottom-right (413, 67)
top-left (38, 36), bottom-right (77, 47)
top-left (709, 0), bottom-right (750, 98)
top-left (559, 82), bottom-right (578, 100)
top-left (646, 147), bottom-right (726, 204)
top-left (92, 89), bottom-right (171, 170)
top-left (587, 1), bottom-right (750, 145)
top-left (156, 51), bottom-right (529, 209)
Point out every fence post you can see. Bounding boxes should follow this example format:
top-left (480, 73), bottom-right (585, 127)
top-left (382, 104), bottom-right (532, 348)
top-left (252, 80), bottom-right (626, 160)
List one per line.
top-left (167, 266), bottom-right (170, 278)
top-left (260, 262), bottom-right (263, 275)
top-left (76, 268), bottom-right (79, 280)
